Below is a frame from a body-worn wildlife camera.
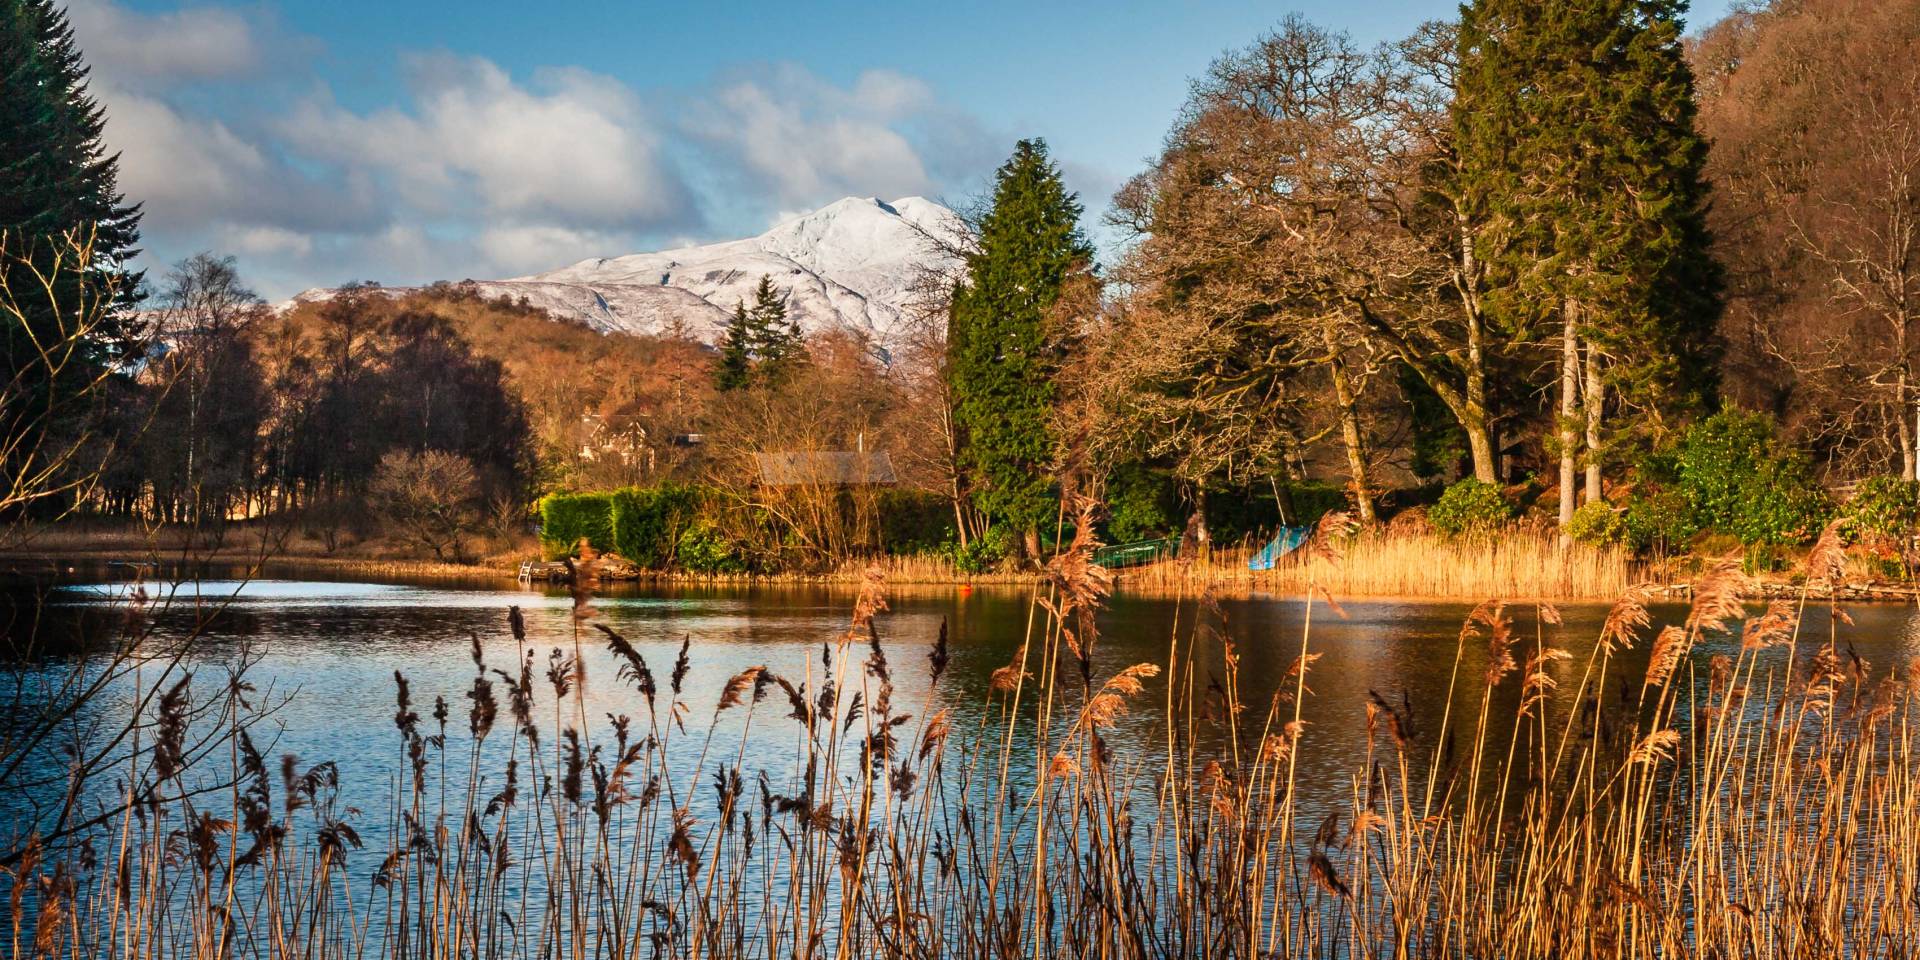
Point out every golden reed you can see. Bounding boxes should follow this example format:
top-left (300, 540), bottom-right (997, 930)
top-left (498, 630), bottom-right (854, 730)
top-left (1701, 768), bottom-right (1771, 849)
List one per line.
top-left (5, 518), bottom-right (1907, 958)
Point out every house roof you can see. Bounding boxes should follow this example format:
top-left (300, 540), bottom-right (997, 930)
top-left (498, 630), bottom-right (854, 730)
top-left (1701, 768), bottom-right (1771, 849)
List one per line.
top-left (753, 451), bottom-right (898, 486)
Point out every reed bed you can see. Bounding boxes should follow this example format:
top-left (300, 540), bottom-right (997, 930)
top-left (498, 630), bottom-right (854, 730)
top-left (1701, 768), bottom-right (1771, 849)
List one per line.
top-left (1121, 527), bottom-right (1635, 599)
top-left (635, 528), bottom-right (1635, 598)
top-left (5, 515), bottom-right (1916, 958)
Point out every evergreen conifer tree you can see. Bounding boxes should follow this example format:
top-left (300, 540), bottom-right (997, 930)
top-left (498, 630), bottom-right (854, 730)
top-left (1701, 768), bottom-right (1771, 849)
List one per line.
top-left (711, 276), bottom-right (804, 391)
top-left (713, 302), bottom-right (753, 391)
top-left (2, 0), bottom-right (144, 511)
top-left (1454, 0), bottom-right (1720, 525)
top-left (1, 0), bottom-right (144, 361)
top-left (746, 275), bottom-right (804, 379)
top-left (947, 139), bottom-right (1091, 557)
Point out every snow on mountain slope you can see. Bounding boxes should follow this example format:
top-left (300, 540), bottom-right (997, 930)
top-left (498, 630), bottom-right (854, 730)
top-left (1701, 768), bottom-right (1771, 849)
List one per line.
top-left (292, 197), bottom-right (966, 345)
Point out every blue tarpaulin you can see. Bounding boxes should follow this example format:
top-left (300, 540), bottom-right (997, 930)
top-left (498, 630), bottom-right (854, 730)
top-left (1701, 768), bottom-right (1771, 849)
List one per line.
top-left (1248, 525), bottom-right (1312, 571)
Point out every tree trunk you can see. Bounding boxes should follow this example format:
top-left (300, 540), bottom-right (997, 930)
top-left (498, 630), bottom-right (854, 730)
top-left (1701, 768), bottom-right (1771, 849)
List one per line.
top-left (1901, 369), bottom-right (1916, 482)
top-left (1355, 299), bottom-right (1497, 485)
top-left (1583, 339), bottom-right (1604, 504)
top-left (1463, 307), bottom-right (1497, 484)
top-left (1023, 525), bottom-right (1042, 564)
top-left (1558, 305), bottom-right (1580, 529)
top-left (943, 398), bottom-right (972, 550)
top-left (1456, 209), bottom-right (1497, 484)
top-left (1326, 349), bottom-right (1377, 525)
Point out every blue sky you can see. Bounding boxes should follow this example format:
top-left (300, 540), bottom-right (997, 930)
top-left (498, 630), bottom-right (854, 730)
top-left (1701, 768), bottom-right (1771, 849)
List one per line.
top-left (77, 0), bottom-right (1739, 299)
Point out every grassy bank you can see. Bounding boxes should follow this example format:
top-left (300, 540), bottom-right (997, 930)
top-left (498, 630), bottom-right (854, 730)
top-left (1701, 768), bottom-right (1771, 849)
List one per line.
top-left (0, 520), bottom-right (525, 583)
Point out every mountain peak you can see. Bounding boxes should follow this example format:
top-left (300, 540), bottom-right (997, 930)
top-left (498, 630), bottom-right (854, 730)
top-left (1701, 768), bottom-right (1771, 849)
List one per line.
top-left (508, 197), bottom-right (965, 342)
top-left (288, 197), bottom-right (966, 346)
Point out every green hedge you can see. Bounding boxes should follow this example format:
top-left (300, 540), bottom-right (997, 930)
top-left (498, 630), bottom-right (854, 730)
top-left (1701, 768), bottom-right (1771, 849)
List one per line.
top-left (538, 492), bottom-right (614, 559)
top-left (610, 483), bottom-right (703, 567)
top-left (541, 483), bottom-right (959, 569)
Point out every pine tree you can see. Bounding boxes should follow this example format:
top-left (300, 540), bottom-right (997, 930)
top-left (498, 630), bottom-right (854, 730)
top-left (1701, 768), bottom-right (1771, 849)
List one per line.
top-left (0, 0), bottom-right (144, 360)
top-left (1454, 0), bottom-right (1721, 526)
top-left (2, 0), bottom-right (143, 513)
top-left (713, 302), bottom-right (753, 391)
top-left (711, 276), bottom-right (803, 391)
top-left (947, 139), bottom-right (1092, 556)
top-left (746, 275), bottom-right (804, 379)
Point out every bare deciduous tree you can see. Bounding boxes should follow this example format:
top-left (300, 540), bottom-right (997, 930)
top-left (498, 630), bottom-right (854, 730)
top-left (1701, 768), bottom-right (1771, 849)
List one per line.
top-left (371, 449), bottom-right (481, 562)
top-left (1698, 0), bottom-right (1920, 478)
top-left (1, 231), bottom-right (133, 538)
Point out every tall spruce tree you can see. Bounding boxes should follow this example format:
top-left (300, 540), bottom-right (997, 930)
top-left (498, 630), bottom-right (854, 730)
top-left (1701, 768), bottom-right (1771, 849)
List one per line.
top-left (1454, 0), bottom-right (1720, 526)
top-left (745, 274), bottom-right (804, 377)
top-left (2, 0), bottom-right (143, 516)
top-left (1, 0), bottom-right (144, 352)
top-left (713, 302), bottom-right (754, 391)
top-left (711, 276), bottom-right (804, 391)
top-left (948, 139), bottom-right (1091, 557)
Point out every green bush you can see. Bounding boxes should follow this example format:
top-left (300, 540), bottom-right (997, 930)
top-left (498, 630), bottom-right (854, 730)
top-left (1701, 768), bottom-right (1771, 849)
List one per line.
top-left (1566, 500), bottom-right (1625, 545)
top-left (538, 492), bottom-right (614, 559)
top-left (1675, 410), bottom-right (1828, 547)
top-left (610, 483), bottom-right (702, 568)
top-left (948, 525), bottom-right (1013, 574)
top-left (676, 519), bottom-right (746, 574)
top-left (1428, 479), bottom-right (1513, 538)
top-left (1845, 476), bottom-right (1920, 541)
top-left (1623, 490), bottom-right (1696, 553)
top-left (1199, 481), bottom-right (1348, 543)
top-left (1283, 482), bottom-right (1349, 528)
top-left (1106, 465), bottom-right (1178, 543)
top-left (1845, 476), bottom-right (1920, 577)
top-left (875, 489), bottom-right (957, 554)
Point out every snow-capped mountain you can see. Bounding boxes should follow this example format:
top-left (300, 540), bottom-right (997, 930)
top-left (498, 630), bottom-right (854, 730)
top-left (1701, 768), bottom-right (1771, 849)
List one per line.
top-left (291, 197), bottom-right (967, 345)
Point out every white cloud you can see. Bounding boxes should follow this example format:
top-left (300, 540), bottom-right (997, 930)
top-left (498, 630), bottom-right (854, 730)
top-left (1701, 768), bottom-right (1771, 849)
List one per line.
top-left (65, 0), bottom-right (289, 85)
top-left (69, 3), bottom-right (1006, 298)
top-left (281, 54), bottom-right (694, 230)
top-left (222, 226), bottom-right (313, 259)
top-left (474, 225), bottom-right (631, 277)
top-left (687, 64), bottom-right (950, 207)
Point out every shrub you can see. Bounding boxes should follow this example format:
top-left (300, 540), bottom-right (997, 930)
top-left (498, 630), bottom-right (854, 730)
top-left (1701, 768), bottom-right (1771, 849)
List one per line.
top-left (676, 519), bottom-right (746, 574)
top-left (1428, 479), bottom-right (1513, 538)
top-left (1198, 481), bottom-right (1347, 543)
top-left (1846, 476), bottom-right (1920, 541)
top-left (1106, 465), bottom-right (1178, 543)
top-left (1383, 504), bottom-right (1433, 537)
top-left (1674, 410), bottom-right (1828, 547)
top-left (537, 491), bottom-right (614, 560)
top-left (875, 489), bottom-right (957, 554)
top-left (1566, 500), bottom-right (1625, 546)
top-left (1623, 490), bottom-right (1696, 553)
top-left (610, 484), bottom-right (701, 568)
top-left (1845, 476), bottom-right (1920, 577)
top-left (948, 525), bottom-right (1013, 574)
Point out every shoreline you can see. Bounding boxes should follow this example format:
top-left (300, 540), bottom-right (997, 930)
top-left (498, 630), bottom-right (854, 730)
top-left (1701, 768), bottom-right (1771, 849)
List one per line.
top-left (5, 547), bottom-right (1915, 605)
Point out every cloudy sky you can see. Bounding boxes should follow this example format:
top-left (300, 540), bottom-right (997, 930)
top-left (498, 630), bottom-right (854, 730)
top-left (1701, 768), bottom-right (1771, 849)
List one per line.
top-left (74, 0), bottom-right (1739, 300)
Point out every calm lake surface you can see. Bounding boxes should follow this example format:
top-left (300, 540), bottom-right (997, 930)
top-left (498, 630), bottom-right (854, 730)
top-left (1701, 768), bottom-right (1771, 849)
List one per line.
top-left (9, 572), bottom-right (1920, 852)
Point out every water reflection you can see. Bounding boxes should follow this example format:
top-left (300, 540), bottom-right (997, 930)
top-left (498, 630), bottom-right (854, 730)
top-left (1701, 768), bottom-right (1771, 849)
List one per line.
top-left (8, 576), bottom-right (1920, 852)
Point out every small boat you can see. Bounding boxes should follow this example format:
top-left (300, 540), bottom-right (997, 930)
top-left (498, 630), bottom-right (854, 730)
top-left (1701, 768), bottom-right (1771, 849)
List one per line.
top-left (1091, 538), bottom-right (1178, 569)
